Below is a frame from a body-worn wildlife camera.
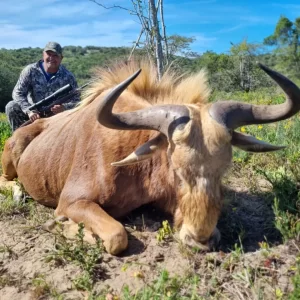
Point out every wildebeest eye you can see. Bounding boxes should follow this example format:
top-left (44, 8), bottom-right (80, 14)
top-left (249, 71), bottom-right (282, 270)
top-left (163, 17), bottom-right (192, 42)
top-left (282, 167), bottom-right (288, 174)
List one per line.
top-left (168, 116), bottom-right (190, 136)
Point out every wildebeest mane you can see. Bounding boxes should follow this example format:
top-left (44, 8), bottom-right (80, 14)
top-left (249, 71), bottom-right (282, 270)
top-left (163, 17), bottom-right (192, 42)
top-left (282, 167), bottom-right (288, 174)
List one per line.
top-left (78, 59), bottom-right (211, 109)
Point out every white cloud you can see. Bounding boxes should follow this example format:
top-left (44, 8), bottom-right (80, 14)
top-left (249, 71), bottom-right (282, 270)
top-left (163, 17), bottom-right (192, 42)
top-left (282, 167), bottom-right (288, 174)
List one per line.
top-left (215, 24), bottom-right (245, 34)
top-left (0, 20), bottom-right (139, 49)
top-left (0, 0), bottom-right (140, 49)
top-left (0, 0), bottom-right (109, 23)
top-left (239, 16), bottom-right (270, 24)
top-left (188, 34), bottom-right (217, 53)
top-left (0, 0), bottom-right (61, 15)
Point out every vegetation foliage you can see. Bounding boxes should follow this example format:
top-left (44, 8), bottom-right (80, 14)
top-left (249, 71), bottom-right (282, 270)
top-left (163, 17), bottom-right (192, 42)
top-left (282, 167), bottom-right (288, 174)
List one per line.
top-left (2, 24), bottom-right (300, 113)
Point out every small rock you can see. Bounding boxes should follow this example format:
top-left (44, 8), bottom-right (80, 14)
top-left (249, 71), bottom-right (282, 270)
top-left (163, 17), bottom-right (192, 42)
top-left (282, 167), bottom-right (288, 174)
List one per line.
top-left (154, 253), bottom-right (164, 262)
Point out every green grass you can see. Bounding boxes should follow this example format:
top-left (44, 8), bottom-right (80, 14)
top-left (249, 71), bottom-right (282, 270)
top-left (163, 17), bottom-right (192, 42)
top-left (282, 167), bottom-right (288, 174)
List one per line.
top-left (45, 223), bottom-right (105, 292)
top-left (0, 187), bottom-right (28, 217)
top-left (156, 220), bottom-right (174, 243)
top-left (31, 274), bottom-right (63, 300)
top-left (290, 266), bottom-right (300, 300)
top-left (0, 113), bottom-right (11, 153)
top-left (0, 113), bottom-right (11, 175)
top-left (120, 270), bottom-right (202, 300)
top-left (93, 270), bottom-right (206, 300)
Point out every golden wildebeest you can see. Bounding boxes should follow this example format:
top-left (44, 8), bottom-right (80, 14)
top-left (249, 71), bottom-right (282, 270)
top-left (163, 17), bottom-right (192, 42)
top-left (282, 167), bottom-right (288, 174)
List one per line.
top-left (1, 60), bottom-right (299, 255)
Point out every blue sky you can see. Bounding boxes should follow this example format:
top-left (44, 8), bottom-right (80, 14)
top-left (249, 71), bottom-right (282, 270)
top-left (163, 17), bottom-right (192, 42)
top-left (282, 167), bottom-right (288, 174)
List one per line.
top-left (1, 0), bottom-right (300, 54)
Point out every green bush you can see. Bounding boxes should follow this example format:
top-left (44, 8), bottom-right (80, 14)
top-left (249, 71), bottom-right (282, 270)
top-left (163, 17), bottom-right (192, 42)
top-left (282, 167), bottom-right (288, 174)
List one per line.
top-left (289, 257), bottom-right (300, 300)
top-left (0, 113), bottom-right (11, 152)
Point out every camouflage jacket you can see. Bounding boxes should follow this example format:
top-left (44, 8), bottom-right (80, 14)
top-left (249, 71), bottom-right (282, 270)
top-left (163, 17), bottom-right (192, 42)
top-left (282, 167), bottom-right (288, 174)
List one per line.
top-left (12, 61), bottom-right (80, 114)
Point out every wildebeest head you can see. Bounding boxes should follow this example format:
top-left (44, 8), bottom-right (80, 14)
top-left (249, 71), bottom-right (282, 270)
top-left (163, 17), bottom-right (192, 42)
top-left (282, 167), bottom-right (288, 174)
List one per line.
top-left (96, 63), bottom-right (300, 249)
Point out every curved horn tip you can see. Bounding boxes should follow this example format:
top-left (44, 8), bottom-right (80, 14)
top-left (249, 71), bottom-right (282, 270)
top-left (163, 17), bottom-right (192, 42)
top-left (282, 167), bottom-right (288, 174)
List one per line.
top-left (256, 62), bottom-right (273, 73)
top-left (125, 68), bottom-right (142, 84)
top-left (134, 68), bottom-right (142, 77)
top-left (256, 61), bottom-right (266, 69)
top-left (126, 68), bottom-right (142, 83)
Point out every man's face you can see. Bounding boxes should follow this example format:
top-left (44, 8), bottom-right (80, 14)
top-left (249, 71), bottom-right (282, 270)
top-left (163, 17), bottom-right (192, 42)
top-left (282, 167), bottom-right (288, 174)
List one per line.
top-left (43, 50), bottom-right (63, 71)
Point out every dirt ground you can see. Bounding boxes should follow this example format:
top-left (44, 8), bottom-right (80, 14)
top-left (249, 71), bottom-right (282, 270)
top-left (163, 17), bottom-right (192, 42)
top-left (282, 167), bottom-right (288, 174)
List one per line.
top-left (0, 176), bottom-right (299, 300)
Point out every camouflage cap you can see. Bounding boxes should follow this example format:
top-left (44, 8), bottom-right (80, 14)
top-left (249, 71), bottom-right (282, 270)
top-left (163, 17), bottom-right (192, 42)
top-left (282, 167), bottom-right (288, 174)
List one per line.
top-left (44, 41), bottom-right (63, 55)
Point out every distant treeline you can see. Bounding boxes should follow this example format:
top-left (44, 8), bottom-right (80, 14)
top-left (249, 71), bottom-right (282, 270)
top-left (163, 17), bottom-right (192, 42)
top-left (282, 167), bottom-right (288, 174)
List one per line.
top-left (0, 44), bottom-right (297, 112)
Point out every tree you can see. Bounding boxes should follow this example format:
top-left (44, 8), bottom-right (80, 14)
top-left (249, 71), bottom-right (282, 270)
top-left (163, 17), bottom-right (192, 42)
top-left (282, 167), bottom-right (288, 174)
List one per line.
top-left (192, 40), bottom-right (272, 93)
top-left (0, 50), bottom-right (21, 112)
top-left (167, 35), bottom-right (196, 57)
top-left (89, 0), bottom-right (195, 79)
top-left (229, 39), bottom-right (262, 92)
top-left (0, 66), bottom-right (19, 112)
top-left (264, 16), bottom-right (300, 78)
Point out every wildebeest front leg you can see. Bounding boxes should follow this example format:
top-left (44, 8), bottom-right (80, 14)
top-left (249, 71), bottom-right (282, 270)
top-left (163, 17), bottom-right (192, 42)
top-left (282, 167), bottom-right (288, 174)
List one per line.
top-left (55, 200), bottom-right (128, 255)
top-left (0, 140), bottom-right (23, 202)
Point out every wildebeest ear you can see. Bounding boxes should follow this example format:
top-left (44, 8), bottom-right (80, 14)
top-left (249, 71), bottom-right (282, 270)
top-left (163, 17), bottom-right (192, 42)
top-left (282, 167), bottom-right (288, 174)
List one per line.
top-left (231, 131), bottom-right (286, 152)
top-left (111, 133), bottom-right (167, 167)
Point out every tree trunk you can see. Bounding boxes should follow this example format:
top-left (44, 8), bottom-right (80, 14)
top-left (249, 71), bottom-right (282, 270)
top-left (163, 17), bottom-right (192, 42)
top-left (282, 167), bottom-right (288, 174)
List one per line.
top-left (149, 0), bottom-right (164, 80)
top-left (159, 0), bottom-right (169, 66)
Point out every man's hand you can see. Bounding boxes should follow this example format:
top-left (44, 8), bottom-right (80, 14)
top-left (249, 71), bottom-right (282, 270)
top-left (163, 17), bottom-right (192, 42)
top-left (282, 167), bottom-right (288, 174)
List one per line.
top-left (50, 104), bottom-right (65, 114)
top-left (28, 110), bottom-right (40, 122)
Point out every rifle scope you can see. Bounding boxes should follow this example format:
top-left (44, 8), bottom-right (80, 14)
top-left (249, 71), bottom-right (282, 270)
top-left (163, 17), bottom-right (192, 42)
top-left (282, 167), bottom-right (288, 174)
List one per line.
top-left (28, 84), bottom-right (73, 110)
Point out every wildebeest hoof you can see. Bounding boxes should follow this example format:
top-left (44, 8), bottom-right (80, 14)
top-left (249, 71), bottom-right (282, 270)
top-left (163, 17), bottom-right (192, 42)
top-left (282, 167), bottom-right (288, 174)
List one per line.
top-left (55, 215), bottom-right (69, 222)
top-left (42, 219), bottom-right (57, 232)
top-left (208, 228), bottom-right (221, 251)
top-left (103, 227), bottom-right (128, 255)
top-left (42, 216), bottom-right (69, 232)
top-left (42, 217), bottom-right (102, 246)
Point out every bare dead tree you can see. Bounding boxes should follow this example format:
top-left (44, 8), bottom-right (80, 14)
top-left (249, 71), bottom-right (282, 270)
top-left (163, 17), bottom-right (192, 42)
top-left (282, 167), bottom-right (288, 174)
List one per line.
top-left (89, 0), bottom-right (168, 79)
top-left (159, 0), bottom-right (169, 66)
top-left (149, 0), bottom-right (163, 79)
top-left (89, 0), bottom-right (136, 14)
top-left (128, 28), bottom-right (145, 61)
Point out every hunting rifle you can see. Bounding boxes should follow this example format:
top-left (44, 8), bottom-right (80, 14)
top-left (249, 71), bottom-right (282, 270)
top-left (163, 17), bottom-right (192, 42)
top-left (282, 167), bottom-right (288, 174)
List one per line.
top-left (20, 80), bottom-right (93, 127)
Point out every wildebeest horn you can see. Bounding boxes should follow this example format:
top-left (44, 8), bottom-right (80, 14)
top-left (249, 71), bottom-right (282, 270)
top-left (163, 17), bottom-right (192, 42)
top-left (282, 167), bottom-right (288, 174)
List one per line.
top-left (97, 70), bottom-right (190, 137)
top-left (209, 63), bottom-right (300, 130)
top-left (231, 131), bottom-right (285, 152)
top-left (111, 133), bottom-right (167, 166)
